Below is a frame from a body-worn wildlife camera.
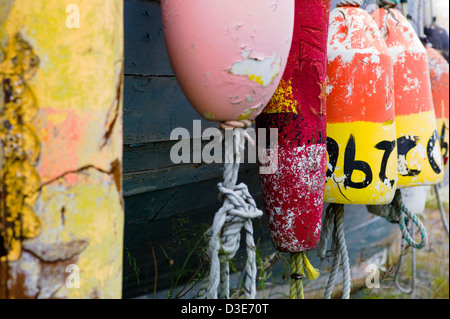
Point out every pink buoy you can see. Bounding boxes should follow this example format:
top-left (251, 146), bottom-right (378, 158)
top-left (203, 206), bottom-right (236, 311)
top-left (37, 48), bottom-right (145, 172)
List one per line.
top-left (161, 0), bottom-right (294, 122)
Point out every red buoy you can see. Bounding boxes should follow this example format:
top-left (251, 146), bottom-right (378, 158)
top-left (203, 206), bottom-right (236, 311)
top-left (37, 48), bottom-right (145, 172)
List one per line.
top-left (256, 0), bottom-right (330, 252)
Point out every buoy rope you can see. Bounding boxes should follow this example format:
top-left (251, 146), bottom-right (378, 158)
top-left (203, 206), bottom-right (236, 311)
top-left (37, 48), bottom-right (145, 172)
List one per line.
top-left (317, 204), bottom-right (351, 299)
top-left (289, 252), bottom-right (320, 299)
top-left (386, 190), bottom-right (428, 249)
top-left (336, 0), bottom-right (363, 7)
top-left (197, 121), bottom-right (263, 299)
top-left (394, 219), bottom-right (416, 294)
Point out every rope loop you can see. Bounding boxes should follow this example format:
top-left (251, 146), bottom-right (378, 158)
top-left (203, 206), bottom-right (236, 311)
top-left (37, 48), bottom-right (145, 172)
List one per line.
top-left (397, 203), bottom-right (428, 249)
top-left (386, 190), bottom-right (428, 250)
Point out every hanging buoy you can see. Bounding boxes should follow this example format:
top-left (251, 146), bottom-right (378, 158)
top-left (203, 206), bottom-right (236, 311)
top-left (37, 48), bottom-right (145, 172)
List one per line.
top-left (372, 6), bottom-right (445, 188)
top-left (256, 0), bottom-right (330, 299)
top-left (426, 46), bottom-right (449, 167)
top-left (161, 1), bottom-right (296, 299)
top-left (161, 0), bottom-right (294, 122)
top-left (324, 3), bottom-right (398, 205)
top-left (256, 0), bottom-right (329, 254)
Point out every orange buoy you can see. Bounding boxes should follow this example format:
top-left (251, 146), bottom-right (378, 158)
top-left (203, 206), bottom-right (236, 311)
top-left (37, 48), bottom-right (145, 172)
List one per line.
top-left (426, 46), bottom-right (449, 167)
top-left (324, 4), bottom-right (398, 204)
top-left (372, 7), bottom-right (444, 188)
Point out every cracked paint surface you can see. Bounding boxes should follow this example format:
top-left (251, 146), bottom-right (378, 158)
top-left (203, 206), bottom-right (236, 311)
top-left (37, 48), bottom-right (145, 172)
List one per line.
top-left (372, 8), bottom-right (444, 188)
top-left (161, 0), bottom-right (294, 121)
top-left (229, 51), bottom-right (282, 87)
top-left (256, 0), bottom-right (330, 253)
top-left (324, 7), bottom-right (397, 205)
top-left (0, 0), bottom-right (124, 299)
top-left (0, 32), bottom-right (41, 263)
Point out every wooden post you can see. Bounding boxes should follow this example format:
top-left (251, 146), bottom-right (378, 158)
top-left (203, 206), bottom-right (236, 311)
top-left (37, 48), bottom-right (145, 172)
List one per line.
top-left (0, 0), bottom-right (124, 298)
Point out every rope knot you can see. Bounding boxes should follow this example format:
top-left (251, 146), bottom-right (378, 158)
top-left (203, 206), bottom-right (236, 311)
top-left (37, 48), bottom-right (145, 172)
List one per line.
top-left (197, 121), bottom-right (262, 300)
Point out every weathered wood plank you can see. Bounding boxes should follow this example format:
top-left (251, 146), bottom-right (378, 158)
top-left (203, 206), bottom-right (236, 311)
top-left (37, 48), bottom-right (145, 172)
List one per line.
top-left (123, 75), bottom-right (218, 144)
top-left (122, 201), bottom-right (398, 299)
top-left (123, 136), bottom-right (259, 196)
top-left (123, 189), bottom-right (268, 299)
top-left (124, 0), bottom-right (171, 76)
top-left (124, 166), bottom-right (261, 222)
top-left (124, 139), bottom-right (226, 172)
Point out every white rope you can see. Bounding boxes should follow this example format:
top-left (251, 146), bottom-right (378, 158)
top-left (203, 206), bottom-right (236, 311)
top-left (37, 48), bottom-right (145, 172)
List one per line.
top-left (337, 0), bottom-right (363, 7)
top-left (317, 204), bottom-right (351, 299)
top-left (197, 128), bottom-right (263, 299)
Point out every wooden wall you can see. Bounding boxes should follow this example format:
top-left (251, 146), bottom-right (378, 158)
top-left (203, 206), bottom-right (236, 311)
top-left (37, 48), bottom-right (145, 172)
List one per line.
top-left (122, 0), bottom-right (270, 298)
top-left (122, 0), bottom-right (398, 299)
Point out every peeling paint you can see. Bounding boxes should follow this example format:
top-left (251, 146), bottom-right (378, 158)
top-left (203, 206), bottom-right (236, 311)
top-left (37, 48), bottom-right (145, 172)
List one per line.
top-left (0, 32), bottom-right (41, 263)
top-left (325, 7), bottom-right (397, 205)
top-left (0, 0), bottom-right (124, 299)
top-left (372, 8), bottom-right (444, 188)
top-left (229, 51), bottom-right (282, 87)
top-left (257, 0), bottom-right (330, 253)
top-left (161, 0), bottom-right (294, 121)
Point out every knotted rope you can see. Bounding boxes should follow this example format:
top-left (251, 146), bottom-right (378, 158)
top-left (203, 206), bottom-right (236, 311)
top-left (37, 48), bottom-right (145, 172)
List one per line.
top-left (197, 121), bottom-right (263, 299)
top-left (336, 0), bottom-right (363, 7)
top-left (317, 204), bottom-right (351, 299)
top-left (289, 252), bottom-right (320, 299)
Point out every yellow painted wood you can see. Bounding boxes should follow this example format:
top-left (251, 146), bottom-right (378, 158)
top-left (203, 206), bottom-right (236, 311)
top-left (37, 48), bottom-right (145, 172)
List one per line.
top-left (0, 0), bottom-right (124, 298)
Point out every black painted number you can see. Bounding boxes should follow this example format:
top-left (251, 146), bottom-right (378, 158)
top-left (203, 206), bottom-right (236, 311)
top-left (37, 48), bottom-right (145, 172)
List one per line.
top-left (375, 140), bottom-right (396, 188)
top-left (343, 135), bottom-right (373, 189)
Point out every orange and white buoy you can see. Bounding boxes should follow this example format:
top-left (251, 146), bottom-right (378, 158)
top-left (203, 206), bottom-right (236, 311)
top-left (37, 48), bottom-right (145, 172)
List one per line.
top-left (324, 4), bottom-right (398, 205)
top-left (426, 46), bottom-right (449, 167)
top-left (372, 7), bottom-right (444, 188)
